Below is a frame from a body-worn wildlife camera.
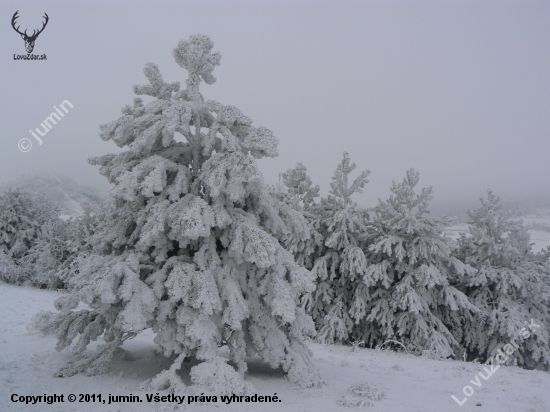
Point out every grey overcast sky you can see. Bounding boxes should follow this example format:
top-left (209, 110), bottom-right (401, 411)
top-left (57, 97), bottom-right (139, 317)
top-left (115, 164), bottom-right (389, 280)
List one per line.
top-left (1, 0), bottom-right (549, 209)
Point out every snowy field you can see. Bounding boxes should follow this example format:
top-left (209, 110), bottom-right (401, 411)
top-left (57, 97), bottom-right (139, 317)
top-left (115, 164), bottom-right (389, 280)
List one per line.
top-left (1, 283), bottom-right (548, 412)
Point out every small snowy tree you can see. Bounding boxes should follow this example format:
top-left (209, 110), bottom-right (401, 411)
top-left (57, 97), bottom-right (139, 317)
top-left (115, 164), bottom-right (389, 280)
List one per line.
top-left (40, 35), bottom-right (322, 393)
top-left (276, 163), bottom-right (320, 212)
top-left (297, 153), bottom-right (373, 344)
top-left (272, 162), bottom-right (322, 271)
top-left (455, 190), bottom-right (550, 369)
top-left (0, 189), bottom-right (57, 258)
top-left (0, 188), bottom-right (58, 283)
top-left (20, 209), bottom-right (99, 289)
top-left (0, 251), bottom-right (20, 284)
top-left (363, 169), bottom-right (476, 357)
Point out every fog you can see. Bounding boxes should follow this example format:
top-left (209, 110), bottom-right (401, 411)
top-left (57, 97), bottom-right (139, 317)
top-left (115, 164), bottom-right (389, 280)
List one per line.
top-left (1, 0), bottom-right (549, 212)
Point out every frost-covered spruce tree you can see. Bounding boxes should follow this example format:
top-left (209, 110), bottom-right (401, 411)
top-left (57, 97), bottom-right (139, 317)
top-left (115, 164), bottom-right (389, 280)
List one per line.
top-left (0, 251), bottom-right (19, 284)
top-left (41, 35), bottom-right (322, 393)
top-left (20, 210), bottom-right (99, 289)
top-left (297, 153), bottom-right (373, 344)
top-left (19, 220), bottom-right (67, 289)
top-left (276, 163), bottom-right (320, 212)
top-left (0, 188), bottom-right (58, 259)
top-left (454, 190), bottom-right (550, 369)
top-left (0, 189), bottom-right (58, 283)
top-left (271, 162), bottom-right (322, 271)
top-left (363, 169), bottom-right (476, 357)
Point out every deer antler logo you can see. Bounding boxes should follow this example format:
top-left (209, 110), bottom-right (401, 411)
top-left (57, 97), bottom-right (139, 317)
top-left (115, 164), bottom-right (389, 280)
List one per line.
top-left (11, 11), bottom-right (49, 54)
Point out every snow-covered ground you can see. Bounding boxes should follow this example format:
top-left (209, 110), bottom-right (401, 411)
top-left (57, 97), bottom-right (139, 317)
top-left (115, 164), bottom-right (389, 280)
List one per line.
top-left (0, 283), bottom-right (548, 412)
top-left (446, 208), bottom-right (550, 253)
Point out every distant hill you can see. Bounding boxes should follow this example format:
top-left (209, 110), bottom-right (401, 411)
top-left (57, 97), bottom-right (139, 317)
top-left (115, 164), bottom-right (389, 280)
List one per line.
top-left (0, 173), bottom-right (108, 219)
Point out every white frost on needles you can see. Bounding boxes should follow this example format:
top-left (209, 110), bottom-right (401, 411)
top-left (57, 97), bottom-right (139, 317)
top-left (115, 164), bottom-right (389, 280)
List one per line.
top-left (40, 34), bottom-right (323, 393)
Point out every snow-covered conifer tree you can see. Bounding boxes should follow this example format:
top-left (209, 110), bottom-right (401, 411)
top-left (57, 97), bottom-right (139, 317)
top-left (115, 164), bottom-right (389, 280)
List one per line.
top-left (455, 190), bottom-right (550, 369)
top-left (298, 153), bottom-right (373, 344)
top-left (272, 162), bottom-right (322, 270)
top-left (41, 35), bottom-right (322, 393)
top-left (0, 250), bottom-right (19, 284)
top-left (20, 209), bottom-right (98, 289)
top-left (0, 189), bottom-right (58, 283)
top-left (363, 169), bottom-right (476, 357)
top-left (0, 189), bottom-right (58, 259)
top-left (277, 163), bottom-right (320, 212)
